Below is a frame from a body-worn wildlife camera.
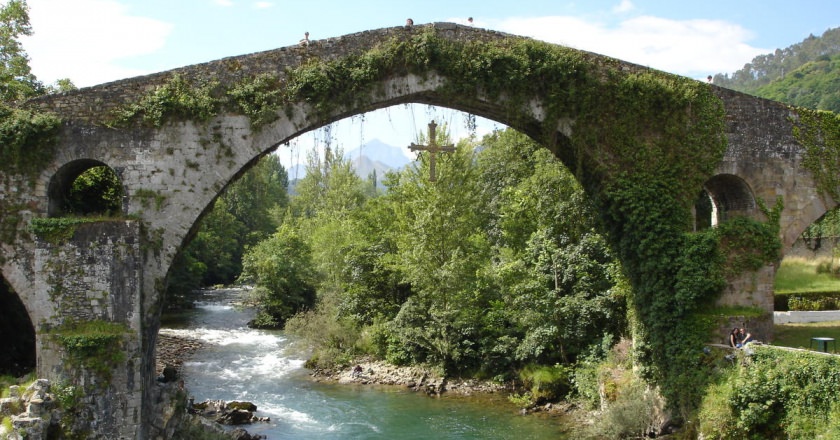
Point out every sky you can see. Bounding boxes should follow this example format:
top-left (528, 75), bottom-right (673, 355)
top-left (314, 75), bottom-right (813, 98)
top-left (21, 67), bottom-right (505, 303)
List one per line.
top-left (18, 0), bottom-right (840, 168)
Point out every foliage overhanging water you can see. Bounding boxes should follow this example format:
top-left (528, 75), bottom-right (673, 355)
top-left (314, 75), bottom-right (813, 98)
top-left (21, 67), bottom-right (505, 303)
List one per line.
top-left (162, 289), bottom-right (575, 439)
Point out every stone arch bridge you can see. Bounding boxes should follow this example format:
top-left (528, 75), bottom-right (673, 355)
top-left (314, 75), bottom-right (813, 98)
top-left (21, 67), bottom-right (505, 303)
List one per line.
top-left (0, 23), bottom-right (835, 439)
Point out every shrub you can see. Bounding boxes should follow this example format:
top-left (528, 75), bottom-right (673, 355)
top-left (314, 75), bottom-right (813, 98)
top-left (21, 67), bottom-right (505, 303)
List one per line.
top-left (788, 293), bottom-right (840, 311)
top-left (697, 377), bottom-right (739, 439)
top-left (697, 346), bottom-right (840, 439)
top-left (1, 416), bottom-right (13, 436)
top-left (518, 364), bottom-right (571, 404)
top-left (775, 291), bottom-right (840, 311)
top-left (588, 378), bottom-right (666, 439)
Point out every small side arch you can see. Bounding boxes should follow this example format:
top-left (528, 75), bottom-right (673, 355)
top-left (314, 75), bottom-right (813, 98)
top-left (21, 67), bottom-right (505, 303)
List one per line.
top-left (47, 159), bottom-right (125, 217)
top-left (695, 173), bottom-right (756, 230)
top-left (0, 274), bottom-right (36, 377)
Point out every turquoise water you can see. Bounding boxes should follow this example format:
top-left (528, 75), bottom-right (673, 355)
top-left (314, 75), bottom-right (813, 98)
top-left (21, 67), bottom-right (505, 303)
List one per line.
top-left (163, 290), bottom-right (572, 439)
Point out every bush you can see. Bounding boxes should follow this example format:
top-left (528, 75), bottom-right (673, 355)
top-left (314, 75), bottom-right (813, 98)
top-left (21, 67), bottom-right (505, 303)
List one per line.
top-left (572, 337), bottom-right (631, 410)
top-left (775, 291), bottom-right (840, 311)
top-left (588, 378), bottom-right (666, 439)
top-left (697, 377), bottom-right (739, 439)
top-left (788, 293), bottom-right (840, 311)
top-left (519, 364), bottom-right (571, 404)
top-left (697, 346), bottom-right (840, 439)
top-left (284, 295), bottom-right (362, 369)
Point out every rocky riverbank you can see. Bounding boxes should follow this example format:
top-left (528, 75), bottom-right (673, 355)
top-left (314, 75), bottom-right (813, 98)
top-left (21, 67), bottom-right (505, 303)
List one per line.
top-left (308, 357), bottom-right (510, 396)
top-left (156, 330), bottom-right (206, 376)
top-left (308, 357), bottom-right (580, 419)
top-left (156, 331), bottom-right (572, 415)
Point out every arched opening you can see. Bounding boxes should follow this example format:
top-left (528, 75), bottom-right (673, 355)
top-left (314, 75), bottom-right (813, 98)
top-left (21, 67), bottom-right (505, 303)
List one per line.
top-left (775, 206), bottom-right (840, 313)
top-left (155, 104), bottom-right (628, 430)
top-left (694, 174), bottom-right (756, 230)
top-left (48, 159), bottom-right (124, 217)
top-left (0, 275), bottom-right (36, 379)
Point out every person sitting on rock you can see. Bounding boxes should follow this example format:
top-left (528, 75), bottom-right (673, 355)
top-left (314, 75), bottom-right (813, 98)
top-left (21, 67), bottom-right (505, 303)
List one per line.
top-left (352, 364), bottom-right (363, 378)
top-left (728, 327), bottom-right (740, 348)
top-left (737, 328), bottom-right (753, 348)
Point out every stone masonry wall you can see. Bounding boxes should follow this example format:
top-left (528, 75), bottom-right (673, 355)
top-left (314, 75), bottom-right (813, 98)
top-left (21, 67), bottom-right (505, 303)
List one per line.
top-left (32, 221), bottom-right (144, 439)
top-left (0, 22), bottom-right (833, 439)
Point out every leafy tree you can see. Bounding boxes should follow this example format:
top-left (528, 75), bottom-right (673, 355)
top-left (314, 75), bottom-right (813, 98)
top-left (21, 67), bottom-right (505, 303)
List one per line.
top-left (377, 128), bottom-right (495, 373)
top-left (713, 27), bottom-right (840, 93)
top-left (48, 78), bottom-right (76, 93)
top-left (291, 145), bottom-right (370, 286)
top-left (713, 26), bottom-right (840, 113)
top-left (65, 165), bottom-right (123, 216)
top-left (164, 251), bottom-right (206, 311)
top-left (482, 130), bottom-right (627, 366)
top-left (0, 0), bottom-right (42, 103)
top-left (164, 154), bottom-right (288, 309)
top-left (224, 153), bottom-right (288, 243)
top-left (239, 223), bottom-right (317, 328)
top-left (186, 197), bottom-right (246, 286)
top-left (273, 125), bottom-right (627, 381)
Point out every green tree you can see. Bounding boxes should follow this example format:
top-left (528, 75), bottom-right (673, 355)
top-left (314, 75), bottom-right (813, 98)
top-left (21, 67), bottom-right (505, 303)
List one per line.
top-left (164, 154), bottom-right (288, 309)
top-left (382, 128), bottom-right (494, 373)
top-left (291, 145), bottom-right (370, 286)
top-left (65, 165), bottom-right (123, 216)
top-left (224, 153), bottom-right (288, 244)
top-left (239, 223), bottom-right (317, 328)
top-left (714, 27), bottom-right (840, 93)
top-left (480, 129), bottom-right (627, 366)
top-left (187, 197), bottom-right (246, 286)
top-left (0, 0), bottom-right (42, 103)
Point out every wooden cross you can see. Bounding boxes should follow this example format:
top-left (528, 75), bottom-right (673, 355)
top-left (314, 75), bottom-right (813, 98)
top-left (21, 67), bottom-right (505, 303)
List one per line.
top-left (409, 121), bottom-right (455, 182)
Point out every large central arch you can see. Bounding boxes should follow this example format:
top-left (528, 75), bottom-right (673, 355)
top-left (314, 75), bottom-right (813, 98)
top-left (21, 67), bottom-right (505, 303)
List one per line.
top-left (1, 23), bottom-right (836, 438)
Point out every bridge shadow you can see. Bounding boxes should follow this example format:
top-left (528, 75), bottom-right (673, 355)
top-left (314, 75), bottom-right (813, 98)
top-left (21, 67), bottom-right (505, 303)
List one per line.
top-left (0, 276), bottom-right (35, 378)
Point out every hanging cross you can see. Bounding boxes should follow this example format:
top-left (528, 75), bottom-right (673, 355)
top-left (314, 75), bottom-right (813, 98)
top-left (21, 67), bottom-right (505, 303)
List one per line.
top-left (409, 121), bottom-right (455, 182)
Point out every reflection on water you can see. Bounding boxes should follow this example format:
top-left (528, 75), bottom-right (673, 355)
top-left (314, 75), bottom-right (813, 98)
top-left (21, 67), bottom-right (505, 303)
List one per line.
top-left (163, 289), bottom-right (573, 439)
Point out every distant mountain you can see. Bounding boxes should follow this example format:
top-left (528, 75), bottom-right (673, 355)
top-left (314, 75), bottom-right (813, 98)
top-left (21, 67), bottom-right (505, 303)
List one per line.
top-left (286, 139), bottom-right (412, 193)
top-left (345, 154), bottom-right (397, 182)
top-left (344, 138), bottom-right (412, 170)
top-left (286, 163), bottom-right (307, 181)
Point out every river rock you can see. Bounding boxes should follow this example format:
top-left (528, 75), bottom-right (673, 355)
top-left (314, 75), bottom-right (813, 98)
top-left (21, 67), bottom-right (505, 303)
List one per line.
top-left (0, 379), bottom-right (58, 440)
top-left (155, 331), bottom-right (207, 377)
top-left (193, 399), bottom-right (269, 426)
top-left (216, 409), bottom-right (254, 425)
top-left (228, 401), bottom-right (258, 412)
top-left (312, 358), bottom-right (509, 397)
top-left (229, 427), bottom-right (267, 440)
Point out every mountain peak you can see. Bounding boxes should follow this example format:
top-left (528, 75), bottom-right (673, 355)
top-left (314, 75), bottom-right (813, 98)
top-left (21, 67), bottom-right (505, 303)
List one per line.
top-left (344, 138), bottom-right (412, 169)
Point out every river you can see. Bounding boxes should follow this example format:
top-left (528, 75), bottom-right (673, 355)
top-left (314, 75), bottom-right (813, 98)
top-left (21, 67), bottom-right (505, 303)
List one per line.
top-left (160, 289), bottom-right (575, 439)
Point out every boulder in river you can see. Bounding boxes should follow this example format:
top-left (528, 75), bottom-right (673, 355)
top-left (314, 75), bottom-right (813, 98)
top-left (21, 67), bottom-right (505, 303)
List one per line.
top-left (192, 399), bottom-right (270, 426)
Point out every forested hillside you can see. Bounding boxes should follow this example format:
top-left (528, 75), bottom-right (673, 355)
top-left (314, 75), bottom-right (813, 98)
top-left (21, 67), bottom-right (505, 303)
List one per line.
top-left (717, 27), bottom-right (840, 240)
top-left (713, 27), bottom-right (840, 112)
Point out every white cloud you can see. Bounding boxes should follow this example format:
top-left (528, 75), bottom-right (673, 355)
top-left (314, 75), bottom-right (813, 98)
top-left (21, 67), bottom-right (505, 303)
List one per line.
top-left (24, 0), bottom-right (173, 87)
top-left (612, 0), bottom-right (634, 14)
top-left (254, 1), bottom-right (273, 8)
top-left (494, 15), bottom-right (767, 79)
top-left (215, 0), bottom-right (234, 6)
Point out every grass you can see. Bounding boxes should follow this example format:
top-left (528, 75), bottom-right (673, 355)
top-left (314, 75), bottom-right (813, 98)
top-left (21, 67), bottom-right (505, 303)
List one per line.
top-left (773, 321), bottom-right (840, 352)
top-left (0, 373), bottom-right (36, 398)
top-left (774, 257), bottom-right (840, 293)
